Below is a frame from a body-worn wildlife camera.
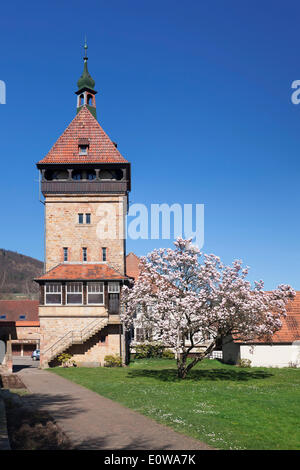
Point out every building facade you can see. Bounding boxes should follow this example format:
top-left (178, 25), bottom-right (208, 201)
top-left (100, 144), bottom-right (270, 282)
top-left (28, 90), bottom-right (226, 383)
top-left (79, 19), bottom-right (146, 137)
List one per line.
top-left (0, 300), bottom-right (40, 360)
top-left (35, 43), bottom-right (131, 368)
top-left (222, 291), bottom-right (300, 367)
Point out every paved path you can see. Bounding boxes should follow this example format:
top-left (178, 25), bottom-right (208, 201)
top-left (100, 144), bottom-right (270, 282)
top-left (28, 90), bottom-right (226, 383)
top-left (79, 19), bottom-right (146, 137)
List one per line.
top-left (18, 368), bottom-right (212, 450)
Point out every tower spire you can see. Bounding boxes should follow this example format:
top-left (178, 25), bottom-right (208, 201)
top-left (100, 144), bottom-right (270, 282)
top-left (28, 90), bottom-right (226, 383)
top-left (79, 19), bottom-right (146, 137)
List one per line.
top-left (76, 39), bottom-right (97, 119)
top-left (84, 36), bottom-right (88, 59)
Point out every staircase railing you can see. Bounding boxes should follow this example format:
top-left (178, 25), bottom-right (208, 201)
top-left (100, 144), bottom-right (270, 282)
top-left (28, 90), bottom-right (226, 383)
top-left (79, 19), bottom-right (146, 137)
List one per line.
top-left (42, 317), bottom-right (108, 362)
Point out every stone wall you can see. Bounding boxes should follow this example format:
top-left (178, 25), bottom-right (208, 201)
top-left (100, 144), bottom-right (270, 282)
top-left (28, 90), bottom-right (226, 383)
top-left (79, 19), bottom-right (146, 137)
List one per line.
top-left (44, 194), bottom-right (127, 274)
top-left (63, 324), bottom-right (121, 367)
top-left (39, 315), bottom-right (121, 367)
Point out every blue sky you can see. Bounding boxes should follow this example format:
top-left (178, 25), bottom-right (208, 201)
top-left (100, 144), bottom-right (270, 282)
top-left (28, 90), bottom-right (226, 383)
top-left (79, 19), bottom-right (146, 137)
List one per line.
top-left (0, 0), bottom-right (300, 289)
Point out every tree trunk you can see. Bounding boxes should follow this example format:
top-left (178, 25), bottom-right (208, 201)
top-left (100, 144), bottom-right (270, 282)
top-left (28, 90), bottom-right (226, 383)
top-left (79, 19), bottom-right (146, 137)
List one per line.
top-left (176, 340), bottom-right (217, 379)
top-left (177, 352), bottom-right (188, 379)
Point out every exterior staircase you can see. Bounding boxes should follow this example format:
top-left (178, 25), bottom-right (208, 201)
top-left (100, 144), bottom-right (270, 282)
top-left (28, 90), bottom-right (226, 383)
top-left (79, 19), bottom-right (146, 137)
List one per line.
top-left (42, 317), bottom-right (108, 364)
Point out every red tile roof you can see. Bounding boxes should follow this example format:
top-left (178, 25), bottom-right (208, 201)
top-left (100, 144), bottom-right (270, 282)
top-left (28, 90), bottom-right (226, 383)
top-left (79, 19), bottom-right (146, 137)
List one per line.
top-left (38, 106), bottom-right (128, 165)
top-left (234, 292), bottom-right (300, 344)
top-left (126, 252), bottom-right (141, 280)
top-left (271, 294), bottom-right (300, 343)
top-left (35, 263), bottom-right (128, 281)
top-left (0, 300), bottom-right (39, 322)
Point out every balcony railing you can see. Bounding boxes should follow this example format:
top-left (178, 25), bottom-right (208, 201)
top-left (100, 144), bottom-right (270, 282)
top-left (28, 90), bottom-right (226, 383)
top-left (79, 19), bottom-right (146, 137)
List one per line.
top-left (41, 180), bottom-right (129, 194)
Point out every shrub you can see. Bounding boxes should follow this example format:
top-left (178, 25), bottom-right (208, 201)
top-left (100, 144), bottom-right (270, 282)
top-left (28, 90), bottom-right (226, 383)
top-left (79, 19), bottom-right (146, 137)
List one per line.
top-left (104, 354), bottom-right (122, 367)
top-left (288, 361), bottom-right (299, 368)
top-left (57, 353), bottom-right (76, 368)
top-left (162, 349), bottom-right (175, 359)
top-left (237, 358), bottom-right (252, 368)
top-left (134, 343), bottom-right (164, 359)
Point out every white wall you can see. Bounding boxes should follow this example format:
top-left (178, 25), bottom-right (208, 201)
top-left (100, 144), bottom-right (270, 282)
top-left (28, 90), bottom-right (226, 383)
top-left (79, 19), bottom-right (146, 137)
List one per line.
top-left (240, 343), bottom-right (300, 368)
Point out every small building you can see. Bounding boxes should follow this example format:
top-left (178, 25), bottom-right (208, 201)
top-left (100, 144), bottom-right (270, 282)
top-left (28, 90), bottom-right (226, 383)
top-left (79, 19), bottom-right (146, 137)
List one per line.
top-left (222, 292), bottom-right (300, 368)
top-left (0, 299), bottom-right (40, 358)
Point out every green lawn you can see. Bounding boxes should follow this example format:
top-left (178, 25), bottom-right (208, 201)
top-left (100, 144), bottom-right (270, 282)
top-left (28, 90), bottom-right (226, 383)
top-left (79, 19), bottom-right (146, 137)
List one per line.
top-left (51, 358), bottom-right (300, 450)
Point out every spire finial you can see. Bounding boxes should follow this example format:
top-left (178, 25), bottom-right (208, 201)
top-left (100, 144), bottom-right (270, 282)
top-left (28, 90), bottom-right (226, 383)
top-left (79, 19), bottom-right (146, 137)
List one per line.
top-left (76, 40), bottom-right (97, 119)
top-left (84, 36), bottom-right (88, 60)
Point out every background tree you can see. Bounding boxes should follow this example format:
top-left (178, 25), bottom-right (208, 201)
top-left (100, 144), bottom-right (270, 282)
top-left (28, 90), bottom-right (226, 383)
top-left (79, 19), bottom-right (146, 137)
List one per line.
top-left (121, 238), bottom-right (295, 379)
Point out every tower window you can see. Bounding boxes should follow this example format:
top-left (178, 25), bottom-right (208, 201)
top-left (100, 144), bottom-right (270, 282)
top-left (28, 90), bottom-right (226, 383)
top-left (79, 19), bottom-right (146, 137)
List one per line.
top-left (66, 282), bottom-right (83, 305)
top-left (63, 247), bottom-right (68, 262)
top-left (78, 213), bottom-right (84, 224)
top-left (79, 145), bottom-right (88, 155)
top-left (45, 283), bottom-right (62, 305)
top-left (102, 247), bottom-right (107, 262)
top-left (82, 247), bottom-right (87, 262)
top-left (87, 282), bottom-right (104, 305)
top-left (86, 213), bottom-right (91, 224)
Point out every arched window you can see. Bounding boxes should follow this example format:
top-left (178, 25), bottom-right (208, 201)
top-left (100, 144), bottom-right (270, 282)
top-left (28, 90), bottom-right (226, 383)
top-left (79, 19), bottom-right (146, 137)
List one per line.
top-left (79, 94), bottom-right (84, 106)
top-left (52, 170), bottom-right (68, 180)
top-left (115, 169), bottom-right (123, 181)
top-left (99, 170), bottom-right (113, 180)
top-left (87, 94), bottom-right (93, 106)
top-left (44, 170), bottom-right (54, 181)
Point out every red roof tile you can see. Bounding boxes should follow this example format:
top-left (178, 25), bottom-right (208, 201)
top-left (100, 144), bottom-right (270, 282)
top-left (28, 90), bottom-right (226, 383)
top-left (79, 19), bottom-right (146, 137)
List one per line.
top-left (235, 292), bottom-right (300, 344)
top-left (38, 106), bottom-right (128, 165)
top-left (0, 300), bottom-right (39, 322)
top-left (35, 263), bottom-right (128, 281)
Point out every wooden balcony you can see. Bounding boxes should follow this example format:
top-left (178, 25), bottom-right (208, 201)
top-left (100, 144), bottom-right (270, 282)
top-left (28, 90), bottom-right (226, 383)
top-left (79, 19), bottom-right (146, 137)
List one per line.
top-left (41, 180), bottom-right (129, 195)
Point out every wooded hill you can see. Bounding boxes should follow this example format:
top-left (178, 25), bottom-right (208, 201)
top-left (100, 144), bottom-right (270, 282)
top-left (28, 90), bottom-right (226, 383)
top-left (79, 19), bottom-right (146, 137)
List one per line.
top-left (0, 249), bottom-right (43, 299)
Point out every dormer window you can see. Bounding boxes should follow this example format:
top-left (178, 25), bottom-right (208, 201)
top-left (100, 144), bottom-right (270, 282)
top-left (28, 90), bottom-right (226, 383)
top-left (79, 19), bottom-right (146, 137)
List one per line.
top-left (79, 145), bottom-right (88, 155)
top-left (78, 138), bottom-right (90, 156)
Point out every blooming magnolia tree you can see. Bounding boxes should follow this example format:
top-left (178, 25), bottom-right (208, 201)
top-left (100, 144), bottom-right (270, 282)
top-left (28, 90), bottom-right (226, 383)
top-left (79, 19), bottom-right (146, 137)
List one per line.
top-left (121, 238), bottom-right (295, 379)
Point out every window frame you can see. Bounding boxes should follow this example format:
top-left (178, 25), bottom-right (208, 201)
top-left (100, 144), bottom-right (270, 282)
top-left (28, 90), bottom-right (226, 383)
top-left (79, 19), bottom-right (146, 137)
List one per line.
top-left (135, 327), bottom-right (152, 342)
top-left (108, 282), bottom-right (120, 293)
top-left (82, 247), bottom-right (87, 262)
top-left (102, 247), bottom-right (107, 262)
top-left (45, 283), bottom-right (62, 306)
top-left (79, 145), bottom-right (88, 156)
top-left (63, 247), bottom-right (68, 262)
top-left (87, 282), bottom-right (104, 305)
top-left (66, 282), bottom-right (83, 305)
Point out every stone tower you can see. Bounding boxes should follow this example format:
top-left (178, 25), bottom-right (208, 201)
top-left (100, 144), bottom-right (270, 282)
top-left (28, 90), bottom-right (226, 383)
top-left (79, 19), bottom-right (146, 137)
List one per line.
top-left (35, 43), bottom-right (131, 368)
